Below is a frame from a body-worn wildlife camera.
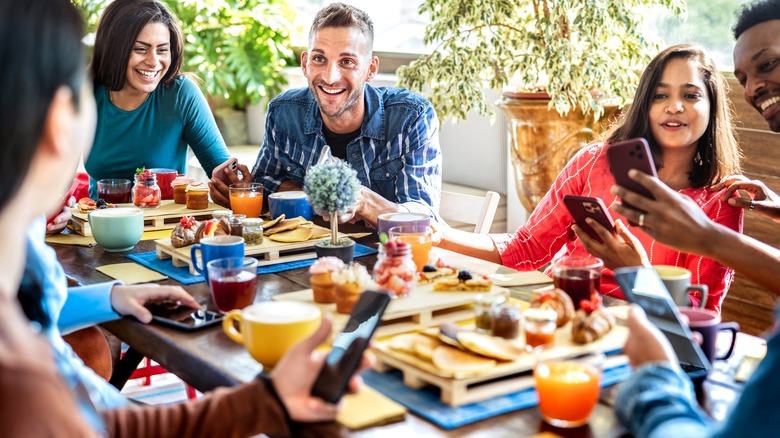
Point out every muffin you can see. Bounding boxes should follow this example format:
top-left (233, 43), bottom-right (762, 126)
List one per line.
top-left (185, 183), bottom-right (209, 210)
top-left (171, 176), bottom-right (195, 204)
top-left (309, 257), bottom-right (345, 304)
top-left (332, 263), bottom-right (375, 314)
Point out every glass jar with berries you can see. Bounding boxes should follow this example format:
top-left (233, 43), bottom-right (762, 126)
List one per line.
top-left (373, 238), bottom-right (417, 298)
top-left (133, 168), bottom-right (161, 209)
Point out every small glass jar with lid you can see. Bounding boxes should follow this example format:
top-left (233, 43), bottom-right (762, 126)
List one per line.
top-left (491, 301), bottom-right (522, 339)
top-left (242, 218), bottom-right (263, 245)
top-left (523, 307), bottom-right (557, 349)
top-left (133, 172), bottom-right (161, 208)
top-left (473, 292), bottom-right (507, 333)
top-left (373, 240), bottom-right (417, 298)
top-left (228, 214), bottom-right (246, 237)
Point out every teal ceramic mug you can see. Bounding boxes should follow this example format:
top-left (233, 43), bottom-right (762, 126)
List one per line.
top-left (88, 207), bottom-right (144, 252)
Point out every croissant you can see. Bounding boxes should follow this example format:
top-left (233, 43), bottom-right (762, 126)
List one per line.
top-left (571, 308), bottom-right (615, 344)
top-left (530, 288), bottom-right (575, 327)
top-left (195, 217), bottom-right (231, 242)
top-left (171, 216), bottom-right (201, 248)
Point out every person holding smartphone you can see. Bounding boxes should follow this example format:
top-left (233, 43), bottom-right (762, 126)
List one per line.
top-left (4, 0), bottom-right (369, 434)
top-left (208, 3), bottom-right (442, 228)
top-left (84, 0), bottom-right (230, 198)
top-left (434, 44), bottom-right (743, 313)
top-left (613, 3), bottom-right (780, 437)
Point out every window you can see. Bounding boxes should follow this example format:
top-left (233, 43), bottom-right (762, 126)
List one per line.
top-left (289, 0), bottom-right (428, 54)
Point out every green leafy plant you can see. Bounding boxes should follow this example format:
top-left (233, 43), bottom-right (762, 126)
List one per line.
top-left (397, 0), bottom-right (687, 121)
top-left (303, 161), bottom-right (361, 245)
top-left (72, 0), bottom-right (295, 108)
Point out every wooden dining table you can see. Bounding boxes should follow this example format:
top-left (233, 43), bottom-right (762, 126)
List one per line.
top-left (51, 227), bottom-right (755, 437)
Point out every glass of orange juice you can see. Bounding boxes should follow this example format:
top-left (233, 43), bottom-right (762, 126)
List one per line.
top-left (533, 346), bottom-right (605, 428)
top-left (229, 183), bottom-right (263, 218)
top-left (388, 225), bottom-right (432, 271)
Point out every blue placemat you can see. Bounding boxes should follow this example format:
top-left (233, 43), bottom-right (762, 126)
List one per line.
top-left (126, 244), bottom-right (377, 285)
top-left (363, 362), bottom-right (631, 429)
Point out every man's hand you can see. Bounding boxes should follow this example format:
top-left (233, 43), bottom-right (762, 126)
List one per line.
top-left (611, 170), bottom-right (719, 256)
top-left (208, 163), bottom-right (252, 208)
top-left (110, 284), bottom-right (200, 323)
top-left (712, 175), bottom-right (780, 223)
top-left (270, 316), bottom-right (374, 422)
top-left (623, 305), bottom-right (678, 369)
top-left (573, 218), bottom-right (650, 269)
top-left (46, 196), bottom-right (75, 235)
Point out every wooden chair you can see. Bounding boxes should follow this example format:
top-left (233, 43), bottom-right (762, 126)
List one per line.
top-left (439, 190), bottom-right (500, 234)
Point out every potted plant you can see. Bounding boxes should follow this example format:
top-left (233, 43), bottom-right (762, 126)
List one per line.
top-left (397, 0), bottom-right (686, 211)
top-left (303, 160), bottom-right (361, 264)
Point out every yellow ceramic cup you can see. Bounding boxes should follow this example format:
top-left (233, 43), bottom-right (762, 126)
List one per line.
top-left (223, 301), bottom-right (321, 367)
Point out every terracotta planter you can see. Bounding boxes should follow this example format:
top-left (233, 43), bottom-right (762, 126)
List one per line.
top-left (496, 92), bottom-right (620, 213)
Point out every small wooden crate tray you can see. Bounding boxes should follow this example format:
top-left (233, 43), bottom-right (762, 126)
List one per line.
top-left (275, 284), bottom-right (512, 339)
top-left (155, 225), bottom-right (340, 275)
top-left (70, 201), bottom-right (223, 236)
top-left (372, 318), bottom-right (629, 406)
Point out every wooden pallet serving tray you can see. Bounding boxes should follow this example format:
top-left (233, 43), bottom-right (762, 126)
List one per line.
top-left (70, 200), bottom-right (223, 236)
top-left (372, 316), bottom-right (629, 406)
top-left (274, 284), bottom-right (513, 339)
top-left (155, 225), bottom-right (343, 275)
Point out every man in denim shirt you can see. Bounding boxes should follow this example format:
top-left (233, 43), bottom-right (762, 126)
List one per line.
top-left (611, 1), bottom-right (780, 436)
top-left (210, 3), bottom-right (441, 227)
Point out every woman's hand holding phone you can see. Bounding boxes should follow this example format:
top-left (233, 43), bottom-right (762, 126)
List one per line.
top-left (573, 218), bottom-right (650, 269)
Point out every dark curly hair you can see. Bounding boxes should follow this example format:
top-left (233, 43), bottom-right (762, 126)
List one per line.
top-left (734, 0), bottom-right (780, 39)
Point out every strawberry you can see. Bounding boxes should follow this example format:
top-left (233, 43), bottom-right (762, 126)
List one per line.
top-left (78, 197), bottom-right (96, 207)
top-left (579, 292), bottom-right (603, 314)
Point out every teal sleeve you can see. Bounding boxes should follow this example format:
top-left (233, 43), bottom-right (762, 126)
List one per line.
top-left (178, 76), bottom-right (230, 179)
top-left (59, 281), bottom-right (122, 335)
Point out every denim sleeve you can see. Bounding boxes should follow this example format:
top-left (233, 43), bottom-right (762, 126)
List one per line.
top-left (396, 104), bottom-right (442, 219)
top-left (59, 281), bottom-right (122, 335)
top-left (615, 362), bottom-right (712, 438)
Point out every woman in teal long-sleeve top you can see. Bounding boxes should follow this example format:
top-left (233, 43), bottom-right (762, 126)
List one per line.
top-left (85, 0), bottom-right (229, 198)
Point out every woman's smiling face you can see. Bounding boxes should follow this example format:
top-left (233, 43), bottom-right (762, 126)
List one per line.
top-left (649, 57), bottom-right (710, 152)
top-left (123, 22), bottom-right (170, 95)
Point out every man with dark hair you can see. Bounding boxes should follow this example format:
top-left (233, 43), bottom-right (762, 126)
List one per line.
top-left (209, 3), bottom-right (441, 227)
top-left (607, 1), bottom-right (780, 436)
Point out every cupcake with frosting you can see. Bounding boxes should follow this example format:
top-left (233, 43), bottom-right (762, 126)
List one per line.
top-left (331, 263), bottom-right (376, 314)
top-left (309, 257), bottom-right (345, 304)
top-left (171, 175), bottom-right (195, 204)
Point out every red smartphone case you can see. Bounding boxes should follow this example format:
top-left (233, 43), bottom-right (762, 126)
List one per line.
top-left (606, 138), bottom-right (658, 211)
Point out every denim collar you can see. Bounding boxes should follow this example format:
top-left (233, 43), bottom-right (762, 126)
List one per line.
top-left (303, 83), bottom-right (385, 141)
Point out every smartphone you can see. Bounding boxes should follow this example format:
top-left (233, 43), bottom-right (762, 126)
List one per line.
top-left (145, 302), bottom-right (224, 331)
top-left (563, 195), bottom-right (615, 244)
top-left (211, 157), bottom-right (239, 185)
top-left (47, 177), bottom-right (81, 224)
top-left (311, 290), bottom-right (392, 403)
top-left (606, 138), bottom-right (658, 216)
top-left (613, 267), bottom-right (710, 379)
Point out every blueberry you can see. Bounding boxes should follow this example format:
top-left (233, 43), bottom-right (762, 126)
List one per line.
top-left (457, 270), bottom-right (473, 281)
top-left (96, 199), bottom-right (108, 209)
top-left (422, 264), bottom-right (438, 273)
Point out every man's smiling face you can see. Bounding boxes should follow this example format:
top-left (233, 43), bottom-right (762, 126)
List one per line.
top-left (734, 19), bottom-right (780, 132)
top-left (301, 26), bottom-right (378, 132)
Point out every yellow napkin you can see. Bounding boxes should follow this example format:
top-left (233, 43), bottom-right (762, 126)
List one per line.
top-left (97, 263), bottom-right (167, 284)
top-left (46, 229), bottom-right (171, 247)
top-left (337, 386), bottom-right (406, 430)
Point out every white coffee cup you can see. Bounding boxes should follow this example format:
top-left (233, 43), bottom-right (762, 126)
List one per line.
top-left (653, 265), bottom-right (708, 308)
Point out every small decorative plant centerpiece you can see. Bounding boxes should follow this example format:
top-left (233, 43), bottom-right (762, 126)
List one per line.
top-left (303, 160), bottom-right (361, 264)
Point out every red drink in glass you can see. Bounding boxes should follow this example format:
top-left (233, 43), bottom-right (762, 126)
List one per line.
top-left (148, 168), bottom-right (178, 200)
top-left (97, 178), bottom-right (132, 203)
top-left (554, 271), bottom-right (600, 309)
top-left (210, 270), bottom-right (257, 312)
